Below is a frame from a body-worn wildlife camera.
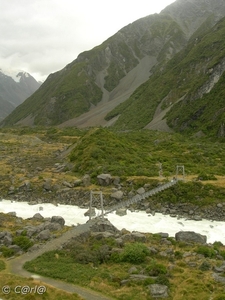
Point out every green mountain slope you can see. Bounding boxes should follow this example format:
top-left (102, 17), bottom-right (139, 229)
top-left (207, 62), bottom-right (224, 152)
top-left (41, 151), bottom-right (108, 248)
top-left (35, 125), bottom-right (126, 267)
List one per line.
top-left (107, 16), bottom-right (225, 137)
top-left (68, 127), bottom-right (225, 178)
top-left (2, 0), bottom-right (225, 127)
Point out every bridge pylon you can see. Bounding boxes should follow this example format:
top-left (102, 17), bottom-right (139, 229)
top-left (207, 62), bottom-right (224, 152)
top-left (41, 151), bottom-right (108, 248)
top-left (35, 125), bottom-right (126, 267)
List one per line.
top-left (89, 191), bottom-right (104, 220)
top-left (175, 165), bottom-right (185, 180)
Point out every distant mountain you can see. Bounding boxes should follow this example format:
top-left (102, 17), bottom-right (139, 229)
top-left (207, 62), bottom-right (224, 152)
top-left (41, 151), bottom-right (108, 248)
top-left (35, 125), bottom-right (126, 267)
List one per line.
top-left (2, 0), bottom-right (225, 138)
top-left (0, 69), bottom-right (41, 122)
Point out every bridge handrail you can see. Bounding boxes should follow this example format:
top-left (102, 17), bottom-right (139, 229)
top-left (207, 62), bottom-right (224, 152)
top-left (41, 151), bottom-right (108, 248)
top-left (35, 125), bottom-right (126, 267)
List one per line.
top-left (103, 179), bottom-right (178, 216)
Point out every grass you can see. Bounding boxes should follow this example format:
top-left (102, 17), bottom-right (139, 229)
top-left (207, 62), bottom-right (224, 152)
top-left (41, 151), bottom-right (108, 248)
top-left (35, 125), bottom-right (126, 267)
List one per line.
top-left (23, 232), bottom-right (225, 300)
top-left (0, 273), bottom-right (83, 300)
top-left (0, 256), bottom-right (83, 300)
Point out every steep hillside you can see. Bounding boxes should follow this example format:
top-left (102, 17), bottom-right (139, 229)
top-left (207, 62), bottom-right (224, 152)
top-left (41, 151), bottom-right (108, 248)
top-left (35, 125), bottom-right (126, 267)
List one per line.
top-left (108, 15), bottom-right (225, 137)
top-left (2, 0), bottom-right (225, 127)
top-left (0, 70), bottom-right (41, 122)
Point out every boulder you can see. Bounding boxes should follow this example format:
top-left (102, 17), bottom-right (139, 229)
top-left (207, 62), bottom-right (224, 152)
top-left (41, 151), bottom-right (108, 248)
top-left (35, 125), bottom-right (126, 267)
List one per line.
top-left (97, 174), bottom-right (112, 186)
top-left (3, 235), bottom-right (12, 246)
top-left (116, 208), bottom-right (127, 216)
top-left (131, 232), bottom-right (146, 243)
top-left (91, 232), bottom-right (115, 239)
top-left (0, 231), bottom-right (8, 239)
top-left (113, 176), bottom-right (120, 186)
top-left (8, 245), bottom-right (22, 253)
top-left (62, 181), bottom-right (73, 188)
top-left (43, 178), bottom-right (52, 191)
top-left (45, 222), bottom-right (62, 231)
top-left (111, 190), bottom-right (123, 200)
top-left (148, 284), bottom-right (169, 298)
top-left (73, 179), bottom-right (82, 187)
top-left (7, 211), bottom-right (16, 217)
top-left (36, 229), bottom-right (51, 241)
top-left (82, 174), bottom-right (91, 186)
top-left (130, 274), bottom-right (152, 281)
top-left (26, 226), bottom-right (38, 237)
top-left (137, 187), bottom-right (145, 195)
top-left (51, 216), bottom-right (65, 226)
top-left (175, 231), bottom-right (207, 244)
top-left (89, 219), bottom-right (120, 233)
top-left (84, 208), bottom-right (96, 217)
top-left (32, 213), bottom-right (44, 220)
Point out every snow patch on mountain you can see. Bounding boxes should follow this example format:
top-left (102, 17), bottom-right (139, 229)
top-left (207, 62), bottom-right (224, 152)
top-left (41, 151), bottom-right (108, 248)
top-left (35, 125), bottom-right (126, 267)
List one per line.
top-left (0, 68), bottom-right (30, 83)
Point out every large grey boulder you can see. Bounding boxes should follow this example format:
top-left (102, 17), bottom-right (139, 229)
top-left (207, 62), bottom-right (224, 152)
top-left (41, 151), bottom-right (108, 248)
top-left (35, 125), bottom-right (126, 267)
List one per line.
top-left (148, 284), bottom-right (169, 298)
top-left (175, 231), bottom-right (207, 244)
top-left (43, 178), bottom-right (52, 191)
top-left (32, 213), bottom-right (44, 220)
top-left (0, 232), bottom-right (7, 239)
top-left (44, 222), bottom-right (62, 231)
top-left (97, 174), bottom-right (112, 186)
top-left (51, 216), bottom-right (65, 226)
top-left (26, 226), bottom-right (38, 237)
top-left (111, 190), bottom-right (123, 200)
top-left (89, 219), bottom-right (120, 233)
top-left (3, 235), bottom-right (12, 246)
top-left (36, 229), bottom-right (51, 241)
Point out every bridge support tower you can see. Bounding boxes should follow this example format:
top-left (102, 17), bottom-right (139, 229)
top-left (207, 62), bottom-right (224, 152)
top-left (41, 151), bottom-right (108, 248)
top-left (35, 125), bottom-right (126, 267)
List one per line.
top-left (89, 191), bottom-right (104, 220)
top-left (176, 165), bottom-right (185, 180)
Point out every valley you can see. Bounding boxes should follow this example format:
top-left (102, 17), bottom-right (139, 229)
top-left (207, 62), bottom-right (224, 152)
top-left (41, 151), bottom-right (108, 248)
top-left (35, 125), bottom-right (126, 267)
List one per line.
top-left (1, 1), bottom-right (225, 298)
top-left (0, 126), bottom-right (225, 300)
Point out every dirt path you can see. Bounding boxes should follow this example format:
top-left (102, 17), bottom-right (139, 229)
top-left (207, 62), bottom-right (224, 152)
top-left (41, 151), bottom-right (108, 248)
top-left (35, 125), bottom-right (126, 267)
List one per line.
top-left (7, 221), bottom-right (115, 300)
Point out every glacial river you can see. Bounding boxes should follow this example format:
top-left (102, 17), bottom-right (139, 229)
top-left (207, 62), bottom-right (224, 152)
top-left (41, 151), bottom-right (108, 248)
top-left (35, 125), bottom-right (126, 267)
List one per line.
top-left (0, 199), bottom-right (225, 244)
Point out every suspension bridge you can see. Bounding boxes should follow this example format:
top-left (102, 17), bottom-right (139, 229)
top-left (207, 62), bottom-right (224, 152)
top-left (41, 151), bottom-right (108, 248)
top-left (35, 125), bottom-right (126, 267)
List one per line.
top-left (89, 178), bottom-right (179, 219)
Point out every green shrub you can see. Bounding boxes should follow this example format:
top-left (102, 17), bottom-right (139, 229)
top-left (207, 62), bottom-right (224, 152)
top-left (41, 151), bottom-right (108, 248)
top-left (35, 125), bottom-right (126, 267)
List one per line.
top-left (155, 274), bottom-right (170, 286)
top-left (0, 260), bottom-right (6, 271)
top-left (199, 261), bottom-right (211, 271)
top-left (196, 245), bottom-right (216, 258)
top-left (0, 246), bottom-right (15, 257)
top-left (120, 243), bottom-right (149, 264)
top-left (198, 172), bottom-right (217, 180)
top-left (214, 296), bottom-right (225, 300)
top-left (174, 251), bottom-right (183, 259)
top-left (145, 261), bottom-right (167, 276)
top-left (13, 236), bottom-right (34, 251)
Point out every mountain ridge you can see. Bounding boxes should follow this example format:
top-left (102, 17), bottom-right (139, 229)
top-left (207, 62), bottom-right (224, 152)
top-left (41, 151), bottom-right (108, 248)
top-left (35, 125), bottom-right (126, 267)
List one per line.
top-left (0, 69), bottom-right (41, 122)
top-left (2, 0), bottom-right (225, 137)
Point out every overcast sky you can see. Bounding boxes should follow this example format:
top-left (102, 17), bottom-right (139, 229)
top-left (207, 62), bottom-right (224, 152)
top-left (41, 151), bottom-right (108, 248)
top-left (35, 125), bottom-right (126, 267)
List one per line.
top-left (0, 0), bottom-right (176, 81)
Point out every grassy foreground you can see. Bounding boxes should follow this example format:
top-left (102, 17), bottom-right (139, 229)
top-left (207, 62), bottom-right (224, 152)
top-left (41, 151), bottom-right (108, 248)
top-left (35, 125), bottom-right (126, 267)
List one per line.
top-left (0, 260), bottom-right (83, 300)
top-left (23, 233), bottom-right (225, 300)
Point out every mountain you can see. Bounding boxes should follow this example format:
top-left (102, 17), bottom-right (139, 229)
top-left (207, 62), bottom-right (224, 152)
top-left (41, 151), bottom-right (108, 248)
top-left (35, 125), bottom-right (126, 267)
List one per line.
top-left (0, 69), bottom-right (41, 122)
top-left (2, 0), bottom-right (225, 137)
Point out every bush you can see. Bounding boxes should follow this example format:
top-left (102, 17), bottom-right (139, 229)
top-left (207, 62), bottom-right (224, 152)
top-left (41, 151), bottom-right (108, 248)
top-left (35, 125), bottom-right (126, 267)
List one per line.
top-left (0, 246), bottom-right (15, 258)
top-left (0, 260), bottom-right (6, 271)
top-left (146, 261), bottom-right (167, 276)
top-left (155, 274), bottom-right (170, 286)
top-left (13, 236), bottom-right (34, 251)
top-left (199, 261), bottom-right (211, 271)
top-left (120, 243), bottom-right (149, 264)
top-left (196, 245), bottom-right (216, 258)
top-left (198, 172), bottom-right (217, 181)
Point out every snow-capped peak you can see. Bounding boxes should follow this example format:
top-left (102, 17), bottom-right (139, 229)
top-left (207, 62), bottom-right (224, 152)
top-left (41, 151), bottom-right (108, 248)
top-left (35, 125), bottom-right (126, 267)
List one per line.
top-left (0, 68), bottom-right (30, 82)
